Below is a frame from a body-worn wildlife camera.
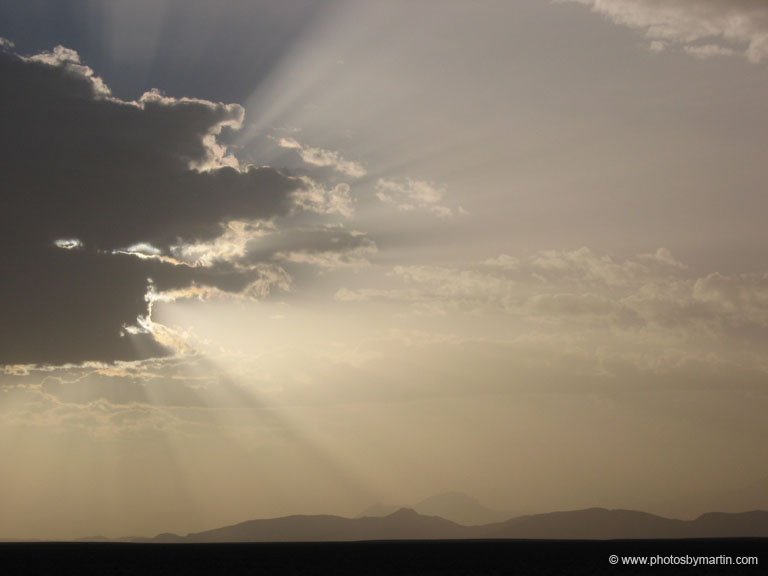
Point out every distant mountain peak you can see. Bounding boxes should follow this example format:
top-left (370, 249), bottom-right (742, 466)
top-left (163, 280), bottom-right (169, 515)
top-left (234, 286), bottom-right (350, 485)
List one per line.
top-left (361, 492), bottom-right (519, 526)
top-left (388, 507), bottom-right (419, 518)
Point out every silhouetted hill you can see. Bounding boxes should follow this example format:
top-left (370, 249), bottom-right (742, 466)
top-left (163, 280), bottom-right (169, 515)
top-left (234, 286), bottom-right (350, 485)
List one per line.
top-left (414, 492), bottom-right (516, 525)
top-left (74, 535), bottom-right (111, 542)
top-left (136, 508), bottom-right (768, 543)
top-left (710, 476), bottom-right (768, 514)
top-left (691, 511), bottom-right (768, 538)
top-left (360, 492), bottom-right (518, 525)
top-left (166, 508), bottom-right (468, 543)
top-left (660, 475), bottom-right (768, 518)
top-left (484, 508), bottom-right (768, 539)
top-left (483, 508), bottom-right (686, 539)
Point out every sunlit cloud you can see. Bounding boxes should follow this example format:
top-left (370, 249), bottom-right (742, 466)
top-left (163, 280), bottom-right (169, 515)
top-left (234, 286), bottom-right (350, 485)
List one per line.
top-left (121, 264), bottom-right (294, 355)
top-left (291, 177), bottom-right (355, 218)
top-left (277, 136), bottom-right (366, 178)
top-left (336, 247), bottom-right (768, 373)
top-left (169, 220), bottom-right (276, 268)
top-left (480, 254), bottom-right (520, 270)
top-left (275, 236), bottom-right (376, 269)
top-left (637, 247), bottom-right (687, 269)
top-left (25, 45), bottom-right (112, 96)
top-left (137, 89), bottom-right (245, 172)
top-left (148, 265), bottom-right (292, 305)
top-left (375, 178), bottom-right (456, 218)
top-left (54, 238), bottom-right (84, 251)
top-left (560, 0), bottom-right (768, 63)
top-left (112, 242), bottom-right (173, 262)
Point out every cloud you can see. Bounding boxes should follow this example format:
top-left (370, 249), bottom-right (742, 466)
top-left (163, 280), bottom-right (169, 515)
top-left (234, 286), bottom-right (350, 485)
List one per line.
top-left (24, 45), bottom-right (112, 97)
top-left (637, 247), bottom-right (687, 269)
top-left (274, 240), bottom-right (376, 269)
top-left (146, 265), bottom-right (293, 306)
top-left (0, 360), bottom-right (214, 437)
top-left (276, 137), bottom-right (366, 178)
top-left (336, 247), bottom-right (768, 373)
top-left (54, 238), bottom-right (84, 251)
top-left (338, 264), bottom-right (516, 315)
top-left (167, 220), bottom-right (377, 271)
top-left (561, 0), bottom-right (768, 62)
top-left (529, 246), bottom-right (648, 286)
top-left (375, 178), bottom-right (456, 218)
top-left (683, 43), bottom-right (736, 59)
top-left (291, 177), bottom-right (355, 218)
top-left (691, 272), bottom-right (768, 326)
top-left (0, 45), bottom-right (304, 365)
top-left (167, 220), bottom-right (276, 269)
top-left (119, 215), bottom-right (377, 281)
top-left (480, 254), bottom-right (520, 270)
top-left (265, 226), bottom-right (377, 269)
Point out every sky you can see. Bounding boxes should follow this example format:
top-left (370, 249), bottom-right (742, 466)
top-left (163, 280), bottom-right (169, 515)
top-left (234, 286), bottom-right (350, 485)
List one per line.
top-left (1, 0), bottom-right (768, 540)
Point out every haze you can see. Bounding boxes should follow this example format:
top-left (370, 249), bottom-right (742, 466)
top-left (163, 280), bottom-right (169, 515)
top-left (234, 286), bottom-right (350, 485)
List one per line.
top-left (1, 0), bottom-right (768, 540)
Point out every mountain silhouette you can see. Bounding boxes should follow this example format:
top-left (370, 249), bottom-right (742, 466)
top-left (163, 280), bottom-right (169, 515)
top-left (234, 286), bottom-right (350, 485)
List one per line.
top-left (146, 508), bottom-right (467, 543)
top-left (709, 476), bottom-right (768, 514)
top-left (483, 508), bottom-right (768, 539)
top-left (130, 507), bottom-right (768, 542)
top-left (691, 511), bottom-right (768, 538)
top-left (360, 492), bottom-right (518, 525)
top-left (654, 475), bottom-right (768, 518)
top-left (482, 508), bottom-right (685, 539)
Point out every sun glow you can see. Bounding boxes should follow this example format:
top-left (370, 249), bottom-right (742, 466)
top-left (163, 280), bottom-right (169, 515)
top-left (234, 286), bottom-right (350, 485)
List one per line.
top-left (4, 0), bottom-right (768, 543)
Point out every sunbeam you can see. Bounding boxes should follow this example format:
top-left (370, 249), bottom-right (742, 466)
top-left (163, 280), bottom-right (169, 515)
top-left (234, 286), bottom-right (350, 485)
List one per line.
top-left (3, 0), bottom-right (768, 547)
top-left (147, 301), bottom-right (384, 514)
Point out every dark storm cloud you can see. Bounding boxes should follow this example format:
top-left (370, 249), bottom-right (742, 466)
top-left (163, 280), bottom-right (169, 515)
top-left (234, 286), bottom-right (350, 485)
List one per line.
top-left (0, 47), bottom-right (300, 365)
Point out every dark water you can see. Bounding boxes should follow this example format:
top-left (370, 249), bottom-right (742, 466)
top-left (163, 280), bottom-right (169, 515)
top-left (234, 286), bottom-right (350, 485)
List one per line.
top-left (2, 539), bottom-right (764, 575)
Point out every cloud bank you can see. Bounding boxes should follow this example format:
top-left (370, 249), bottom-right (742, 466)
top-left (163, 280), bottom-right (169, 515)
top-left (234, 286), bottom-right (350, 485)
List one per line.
top-left (562, 0), bottom-right (768, 62)
top-left (338, 247), bottom-right (768, 376)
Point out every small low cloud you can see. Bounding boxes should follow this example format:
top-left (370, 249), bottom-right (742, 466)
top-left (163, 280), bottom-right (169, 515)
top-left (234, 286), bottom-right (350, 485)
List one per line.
top-left (638, 247), bottom-right (687, 269)
top-left (268, 226), bottom-right (378, 270)
top-left (684, 44), bottom-right (736, 59)
top-left (481, 254), bottom-right (520, 270)
top-left (375, 178), bottom-right (456, 218)
top-left (275, 236), bottom-right (377, 269)
top-left (54, 238), bottom-right (84, 251)
top-left (291, 177), bottom-right (355, 218)
top-left (276, 136), bottom-right (366, 178)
